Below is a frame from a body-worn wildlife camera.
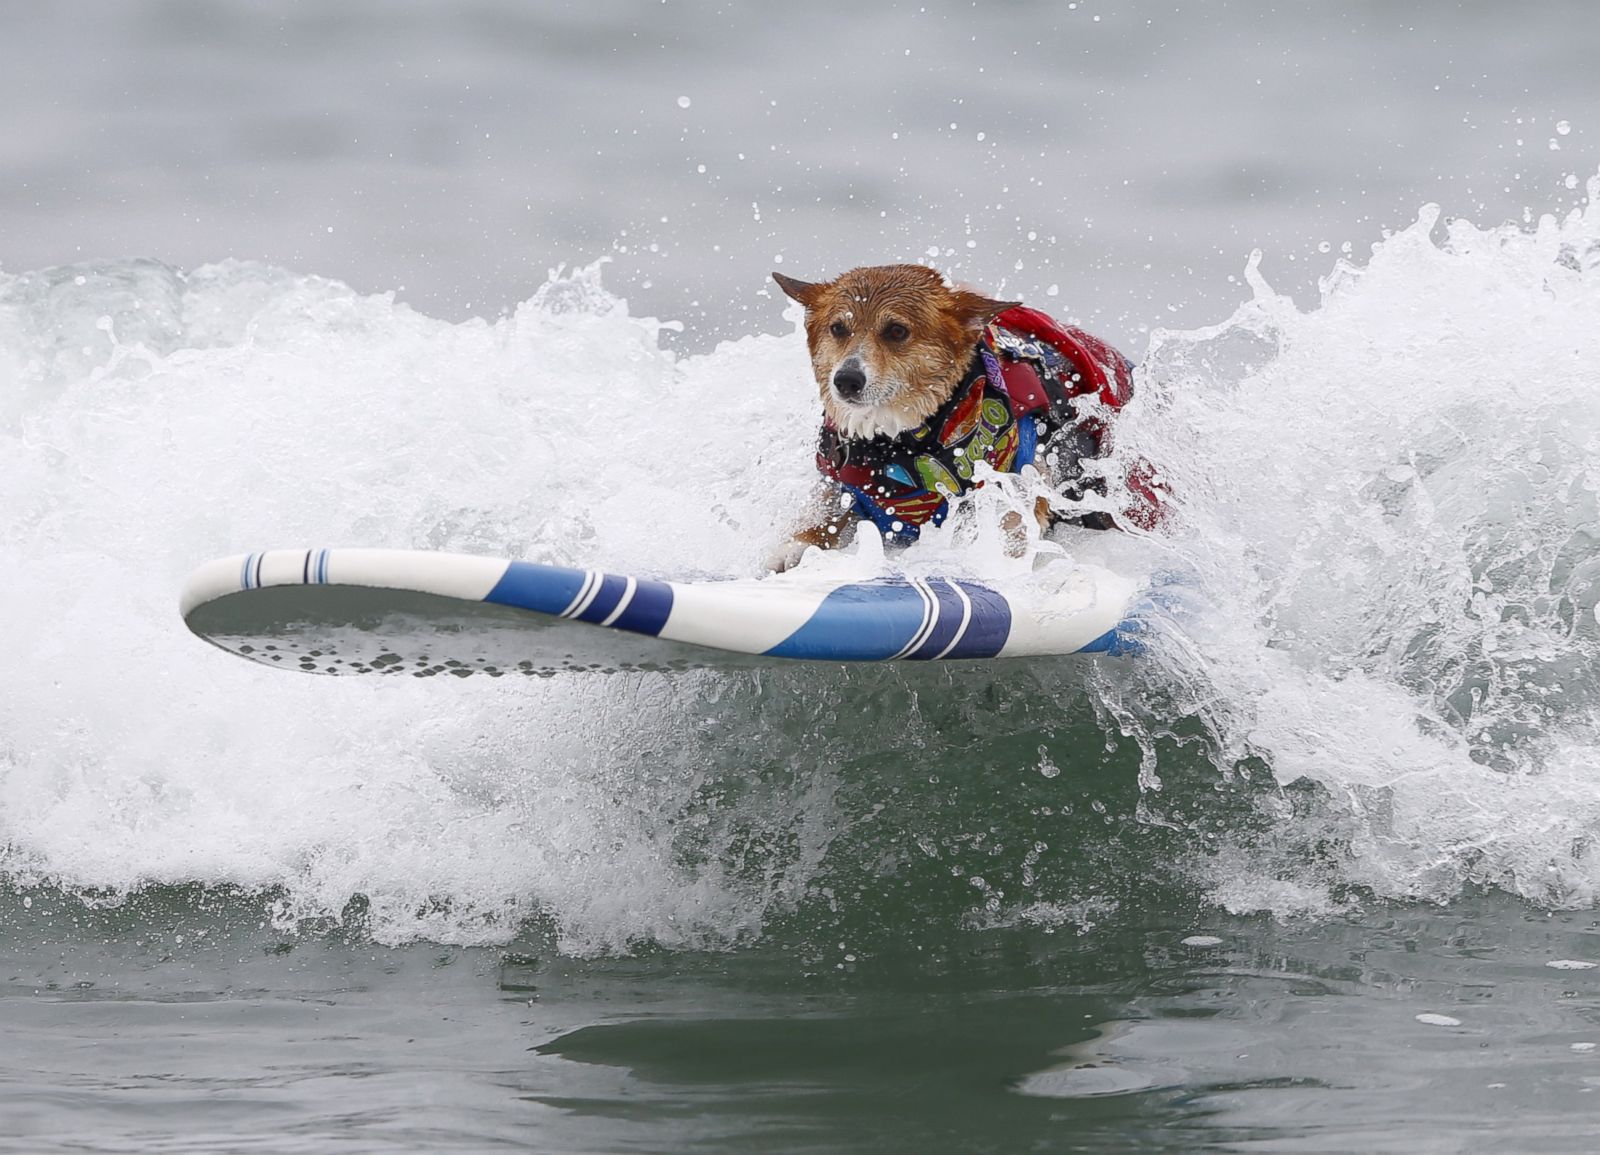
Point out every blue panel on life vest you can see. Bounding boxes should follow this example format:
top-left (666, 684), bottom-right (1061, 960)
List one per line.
top-left (843, 484), bottom-right (947, 543)
top-left (1015, 414), bottom-right (1039, 470)
top-left (882, 462), bottom-right (917, 488)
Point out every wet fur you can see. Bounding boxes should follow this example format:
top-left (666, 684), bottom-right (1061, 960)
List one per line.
top-left (771, 263), bottom-right (1048, 570)
top-left (774, 264), bottom-right (1015, 440)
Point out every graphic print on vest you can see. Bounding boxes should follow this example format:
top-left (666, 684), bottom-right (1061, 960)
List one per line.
top-left (814, 311), bottom-right (1137, 541)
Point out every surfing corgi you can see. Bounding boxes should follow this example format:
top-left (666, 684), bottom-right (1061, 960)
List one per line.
top-left (770, 263), bottom-right (1150, 571)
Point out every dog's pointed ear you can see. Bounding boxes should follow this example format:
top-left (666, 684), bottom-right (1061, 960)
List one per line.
top-left (773, 272), bottom-right (825, 308)
top-left (951, 290), bottom-right (1021, 333)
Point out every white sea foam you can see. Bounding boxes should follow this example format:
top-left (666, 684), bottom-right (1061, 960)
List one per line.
top-left (0, 258), bottom-right (839, 951)
top-left (1109, 171), bottom-right (1600, 914)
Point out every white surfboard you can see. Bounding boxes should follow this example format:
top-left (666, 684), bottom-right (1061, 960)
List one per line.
top-left (179, 548), bottom-right (1146, 677)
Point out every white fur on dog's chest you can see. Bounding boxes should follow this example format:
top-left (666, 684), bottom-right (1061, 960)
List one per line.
top-left (830, 404), bottom-right (919, 441)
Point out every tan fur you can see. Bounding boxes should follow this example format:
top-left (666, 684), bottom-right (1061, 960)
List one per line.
top-left (774, 265), bottom-right (1016, 440)
top-left (769, 264), bottom-right (1026, 570)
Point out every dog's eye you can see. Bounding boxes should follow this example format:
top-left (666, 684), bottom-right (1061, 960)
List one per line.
top-left (829, 321), bottom-right (850, 340)
top-left (882, 322), bottom-right (909, 342)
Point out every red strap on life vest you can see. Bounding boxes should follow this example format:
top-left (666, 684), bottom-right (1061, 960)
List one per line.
top-left (1122, 458), bottom-right (1167, 531)
top-left (993, 358), bottom-right (1048, 416)
top-left (994, 305), bottom-right (1134, 410)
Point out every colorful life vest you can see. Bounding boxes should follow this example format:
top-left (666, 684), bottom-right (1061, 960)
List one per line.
top-left (816, 306), bottom-right (1141, 540)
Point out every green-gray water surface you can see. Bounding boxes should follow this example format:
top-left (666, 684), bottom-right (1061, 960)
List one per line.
top-left (7, 887), bottom-right (1600, 1153)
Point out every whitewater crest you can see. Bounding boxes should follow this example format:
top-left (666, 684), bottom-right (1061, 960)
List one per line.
top-left (1111, 173), bottom-right (1600, 913)
top-left (2, 172), bottom-right (1599, 949)
top-left (0, 256), bottom-right (835, 951)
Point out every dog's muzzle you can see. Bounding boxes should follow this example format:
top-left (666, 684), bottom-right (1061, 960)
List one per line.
top-left (832, 360), bottom-right (867, 402)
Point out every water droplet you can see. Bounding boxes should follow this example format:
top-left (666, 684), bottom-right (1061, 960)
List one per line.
top-left (676, 95), bottom-right (691, 109)
top-left (1556, 120), bottom-right (1571, 135)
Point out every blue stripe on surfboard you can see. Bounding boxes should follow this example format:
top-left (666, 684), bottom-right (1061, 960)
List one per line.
top-left (479, 560), bottom-right (1124, 658)
top-left (905, 579), bottom-right (965, 660)
top-left (1079, 615), bottom-right (1148, 655)
top-left (479, 563), bottom-right (674, 636)
top-left (610, 579), bottom-right (673, 636)
top-left (763, 581), bottom-right (929, 661)
top-left (1077, 584), bottom-right (1167, 657)
top-left (943, 580), bottom-right (1011, 658)
top-left (484, 560), bottom-right (589, 617)
top-left (574, 573), bottom-right (630, 624)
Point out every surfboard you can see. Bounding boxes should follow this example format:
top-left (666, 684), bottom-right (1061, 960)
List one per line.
top-left (179, 548), bottom-right (1145, 677)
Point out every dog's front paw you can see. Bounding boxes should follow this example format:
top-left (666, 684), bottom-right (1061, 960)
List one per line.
top-left (999, 497), bottom-right (1054, 558)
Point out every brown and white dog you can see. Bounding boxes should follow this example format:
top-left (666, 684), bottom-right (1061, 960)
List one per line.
top-left (770, 263), bottom-right (1147, 571)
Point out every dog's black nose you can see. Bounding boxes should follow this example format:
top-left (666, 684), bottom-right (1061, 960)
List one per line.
top-left (832, 364), bottom-right (866, 400)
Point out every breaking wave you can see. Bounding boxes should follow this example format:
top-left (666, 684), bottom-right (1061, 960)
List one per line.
top-left (1, 171), bottom-right (1597, 950)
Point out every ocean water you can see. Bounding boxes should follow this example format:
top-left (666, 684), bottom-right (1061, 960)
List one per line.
top-left (3, 2), bottom-right (1600, 1152)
